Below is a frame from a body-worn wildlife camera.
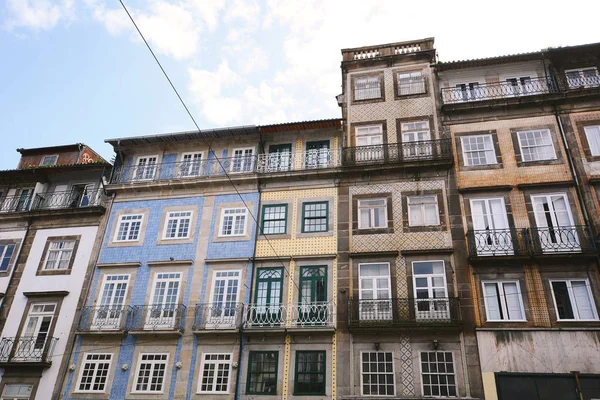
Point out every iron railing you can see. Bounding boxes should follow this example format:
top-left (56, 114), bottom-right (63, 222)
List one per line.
top-left (256, 149), bottom-right (342, 173)
top-left (348, 298), bottom-right (461, 328)
top-left (0, 194), bottom-right (33, 213)
top-left (32, 189), bottom-right (105, 210)
top-left (564, 74), bottom-right (600, 90)
top-left (467, 228), bottom-right (529, 257)
top-left (243, 302), bottom-right (336, 329)
top-left (129, 304), bottom-right (186, 332)
top-left (77, 306), bottom-right (130, 332)
top-left (192, 303), bottom-right (244, 330)
top-left (441, 76), bottom-right (557, 104)
top-left (530, 225), bottom-right (596, 254)
top-left (397, 78), bottom-right (427, 96)
top-left (0, 336), bottom-right (58, 364)
top-left (354, 83), bottom-right (382, 101)
top-left (110, 156), bottom-right (257, 184)
top-left (342, 139), bottom-right (452, 166)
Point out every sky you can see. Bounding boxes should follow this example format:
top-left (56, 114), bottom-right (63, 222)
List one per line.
top-left (1, 0), bottom-right (599, 169)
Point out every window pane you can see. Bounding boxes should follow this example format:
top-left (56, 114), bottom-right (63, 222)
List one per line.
top-left (552, 281), bottom-right (575, 319)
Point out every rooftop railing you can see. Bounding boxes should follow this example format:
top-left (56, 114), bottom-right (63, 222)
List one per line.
top-left (0, 336), bottom-right (58, 364)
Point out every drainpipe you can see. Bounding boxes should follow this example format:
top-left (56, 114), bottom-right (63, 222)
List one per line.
top-left (53, 192), bottom-right (116, 400)
top-left (0, 221), bottom-right (30, 319)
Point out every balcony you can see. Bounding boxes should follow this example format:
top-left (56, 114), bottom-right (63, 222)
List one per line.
top-left (129, 304), bottom-right (186, 334)
top-left (256, 149), bottom-right (341, 173)
top-left (243, 302), bottom-right (336, 331)
top-left (192, 303), bottom-right (243, 332)
top-left (0, 194), bottom-right (34, 213)
top-left (467, 228), bottom-right (530, 259)
top-left (348, 298), bottom-right (462, 331)
top-left (0, 336), bottom-right (58, 367)
top-left (341, 139), bottom-right (452, 167)
top-left (441, 77), bottom-right (557, 105)
top-left (76, 306), bottom-right (130, 333)
top-left (32, 189), bottom-right (105, 210)
top-left (530, 225), bottom-right (596, 255)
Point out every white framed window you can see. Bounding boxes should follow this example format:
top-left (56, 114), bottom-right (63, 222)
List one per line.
top-left (470, 198), bottom-right (513, 256)
top-left (147, 272), bottom-right (182, 329)
top-left (358, 198), bottom-right (387, 229)
top-left (397, 70), bottom-right (425, 95)
top-left (219, 208), bottom-right (247, 237)
top-left (550, 279), bottom-right (598, 321)
top-left (360, 351), bottom-right (395, 396)
top-left (565, 67), bottom-right (600, 89)
top-left (583, 125), bottom-right (600, 156)
top-left (94, 274), bottom-right (129, 330)
top-left (18, 303), bottom-right (56, 360)
top-left (133, 155), bottom-right (159, 181)
top-left (1, 385), bottom-right (33, 400)
top-left (43, 240), bottom-right (76, 270)
top-left (517, 129), bottom-right (556, 162)
top-left (401, 120), bottom-right (430, 142)
top-left (354, 75), bottom-right (382, 100)
top-left (0, 243), bottom-right (17, 272)
top-left (358, 263), bottom-right (392, 321)
top-left (114, 214), bottom-right (143, 242)
top-left (180, 152), bottom-right (204, 177)
top-left (208, 270), bottom-right (241, 326)
top-left (197, 353), bottom-right (233, 394)
top-left (408, 196), bottom-right (439, 227)
top-left (133, 353), bottom-right (169, 393)
top-left (230, 148), bottom-right (254, 173)
top-left (461, 135), bottom-right (496, 166)
top-left (40, 155), bottom-right (58, 166)
top-left (531, 193), bottom-right (578, 252)
top-left (163, 211), bottom-right (193, 239)
top-left (482, 281), bottom-right (525, 321)
top-left (412, 261), bottom-right (449, 321)
top-left (76, 353), bottom-right (113, 393)
top-left (420, 351), bottom-right (457, 397)
top-left (356, 125), bottom-right (383, 147)
top-left (457, 82), bottom-right (480, 101)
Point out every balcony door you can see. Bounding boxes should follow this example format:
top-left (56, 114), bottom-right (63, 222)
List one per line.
top-left (355, 126), bottom-right (384, 162)
top-left (470, 198), bottom-right (513, 255)
top-left (70, 184), bottom-right (95, 208)
top-left (412, 261), bottom-right (449, 321)
top-left (305, 141), bottom-right (331, 169)
top-left (180, 152), bottom-right (204, 177)
top-left (253, 268), bottom-right (283, 325)
top-left (17, 303), bottom-right (56, 361)
top-left (133, 156), bottom-right (158, 181)
top-left (15, 188), bottom-right (33, 212)
top-left (208, 270), bottom-right (241, 328)
top-left (358, 263), bottom-right (392, 321)
top-left (146, 273), bottom-right (181, 329)
top-left (94, 275), bottom-right (129, 330)
top-left (268, 144), bottom-right (293, 172)
top-left (457, 82), bottom-right (480, 102)
top-left (299, 266), bottom-right (327, 325)
top-left (401, 121), bottom-right (431, 159)
top-left (532, 194), bottom-right (579, 252)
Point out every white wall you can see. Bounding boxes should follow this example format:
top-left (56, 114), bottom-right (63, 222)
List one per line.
top-left (440, 61), bottom-right (546, 87)
top-left (0, 230), bottom-right (27, 295)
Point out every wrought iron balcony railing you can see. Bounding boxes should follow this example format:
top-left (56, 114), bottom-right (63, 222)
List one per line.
top-left (467, 228), bottom-right (530, 258)
top-left (77, 306), bottom-right (130, 332)
top-left (0, 336), bottom-right (58, 364)
top-left (0, 194), bottom-right (34, 213)
top-left (348, 298), bottom-right (461, 329)
top-left (565, 74), bottom-right (600, 90)
top-left (256, 149), bottom-right (341, 173)
top-left (129, 304), bottom-right (186, 332)
top-left (341, 139), bottom-right (452, 167)
top-left (441, 77), bottom-right (558, 104)
top-left (193, 303), bottom-right (243, 330)
top-left (530, 225), bottom-right (596, 255)
top-left (32, 189), bottom-right (106, 211)
top-left (243, 302), bottom-right (335, 329)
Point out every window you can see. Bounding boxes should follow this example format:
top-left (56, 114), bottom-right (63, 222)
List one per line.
top-left (42, 240), bottom-right (75, 270)
top-left (247, 351), bottom-right (278, 395)
top-left (402, 121), bottom-right (431, 158)
top-left (208, 271), bottom-right (241, 326)
top-left (147, 273), bottom-right (181, 328)
top-left (261, 205), bottom-right (287, 235)
top-left (359, 263), bottom-right (391, 321)
top-left (134, 354), bottom-right (168, 393)
top-left (356, 125), bottom-right (383, 147)
top-left (180, 152), bottom-right (204, 177)
top-left (505, 76), bottom-right (535, 96)
top-left (1, 385), bottom-right (33, 400)
top-left (565, 67), bottom-right (600, 89)
top-left (299, 267), bottom-right (327, 324)
top-left (361, 351), bottom-right (394, 396)
top-left (408, 196), bottom-right (439, 227)
top-left (302, 202), bottom-right (328, 233)
top-left (267, 144), bottom-right (292, 172)
top-left (457, 82), bottom-right (480, 101)
top-left (420, 351), bottom-right (457, 397)
top-left (77, 353), bottom-right (112, 393)
top-left (163, 211), bottom-right (192, 239)
top-left (294, 351), bottom-right (326, 395)
top-left (0, 243), bottom-right (16, 272)
top-left (531, 194), bottom-right (578, 252)
top-left (413, 261), bottom-right (449, 321)
top-left (584, 125), bottom-right (600, 156)
top-left (461, 135), bottom-right (496, 166)
top-left (231, 148), bottom-right (254, 173)
top-left (470, 198), bottom-right (512, 255)
top-left (115, 214), bottom-right (143, 242)
top-left (133, 156), bottom-right (158, 181)
top-left (19, 303), bottom-right (56, 360)
top-left (40, 155), bottom-right (58, 166)
top-left (551, 279), bottom-right (598, 321)
top-left (358, 198), bottom-right (387, 229)
top-left (355, 76), bottom-right (381, 100)
top-left (398, 71), bottom-right (425, 95)
top-left (253, 269), bottom-right (283, 324)
top-left (305, 141), bottom-right (331, 168)
top-left (94, 275), bottom-right (129, 329)
top-left (198, 353), bottom-right (233, 394)
top-left (517, 129), bottom-right (556, 162)
top-left (219, 208), bottom-right (247, 237)
top-left (482, 281), bottom-right (525, 321)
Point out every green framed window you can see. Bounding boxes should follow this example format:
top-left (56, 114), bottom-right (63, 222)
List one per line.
top-left (294, 351), bottom-right (326, 395)
top-left (302, 201), bottom-right (328, 233)
top-left (253, 268), bottom-right (284, 325)
top-left (261, 204), bottom-right (288, 235)
top-left (247, 351), bottom-right (278, 395)
top-left (299, 266), bottom-right (327, 325)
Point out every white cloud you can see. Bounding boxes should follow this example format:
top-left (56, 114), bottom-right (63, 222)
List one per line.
top-left (187, 0), bottom-right (225, 31)
top-left (3, 0), bottom-right (74, 31)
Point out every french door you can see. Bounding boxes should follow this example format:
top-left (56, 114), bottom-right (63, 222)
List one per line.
top-left (133, 156), bottom-right (158, 181)
top-left (146, 273), bottom-right (181, 329)
top-left (358, 263), bottom-right (392, 321)
top-left (180, 152), bottom-right (204, 177)
top-left (208, 270), bottom-right (241, 327)
top-left (413, 261), bottom-right (449, 321)
top-left (470, 198), bottom-right (513, 255)
top-left (253, 268), bottom-right (283, 325)
top-left (355, 126), bottom-right (384, 162)
top-left (94, 275), bottom-right (129, 330)
top-left (15, 189), bottom-right (33, 212)
top-left (402, 121), bottom-right (431, 159)
top-left (532, 194), bottom-right (579, 252)
top-left (305, 141), bottom-right (331, 169)
top-left (268, 144), bottom-right (293, 172)
top-left (299, 266), bottom-right (327, 325)
top-left (17, 303), bottom-right (56, 361)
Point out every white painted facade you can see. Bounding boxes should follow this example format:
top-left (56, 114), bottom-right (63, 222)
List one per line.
top-left (0, 230), bottom-right (27, 296)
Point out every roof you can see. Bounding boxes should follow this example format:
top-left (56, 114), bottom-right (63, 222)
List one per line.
top-left (436, 50), bottom-right (543, 71)
top-left (259, 118), bottom-right (342, 133)
top-left (17, 143), bottom-right (85, 155)
top-left (0, 162), bottom-right (111, 185)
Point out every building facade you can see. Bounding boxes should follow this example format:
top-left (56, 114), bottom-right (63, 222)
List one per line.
top-left (0, 144), bottom-right (110, 400)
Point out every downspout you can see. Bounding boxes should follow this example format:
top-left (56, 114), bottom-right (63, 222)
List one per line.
top-left (53, 192), bottom-right (116, 400)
